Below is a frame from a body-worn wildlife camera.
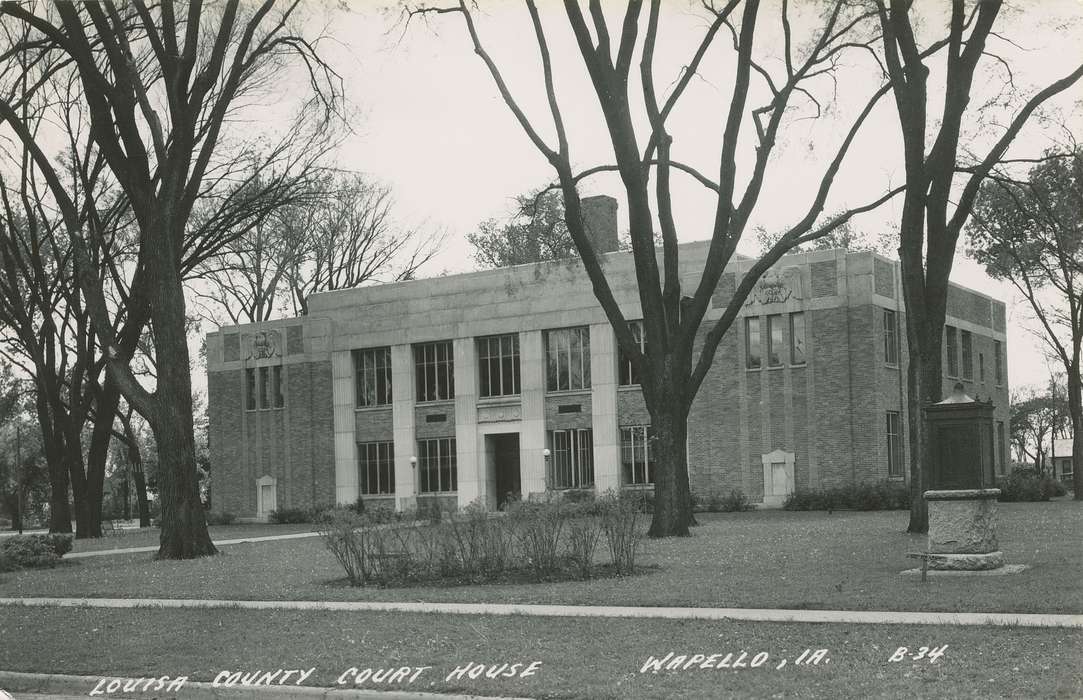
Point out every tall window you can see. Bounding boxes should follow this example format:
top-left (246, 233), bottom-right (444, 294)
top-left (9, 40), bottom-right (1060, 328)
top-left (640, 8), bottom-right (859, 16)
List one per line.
top-left (883, 309), bottom-right (899, 365)
top-left (745, 317), bottom-right (761, 370)
top-left (979, 353), bottom-right (985, 383)
top-left (886, 411), bottom-right (903, 478)
top-left (789, 312), bottom-right (806, 365)
top-left (415, 341), bottom-right (454, 402)
top-left (550, 428), bottom-right (594, 489)
top-left (994, 340), bottom-right (1003, 385)
top-left (355, 347), bottom-right (392, 407)
top-left (272, 365), bottom-right (284, 408)
top-left (246, 366), bottom-right (284, 411)
top-left (618, 321), bottom-right (646, 386)
top-left (996, 421), bottom-right (1006, 475)
top-left (766, 315), bottom-right (784, 367)
top-left (546, 326), bottom-right (591, 391)
top-left (945, 326), bottom-right (959, 377)
top-left (245, 368), bottom-right (257, 411)
top-left (259, 367), bottom-right (271, 409)
top-left (417, 437), bottom-right (456, 492)
top-left (961, 330), bottom-right (973, 380)
top-left (477, 334), bottom-right (520, 397)
top-left (620, 426), bottom-right (653, 485)
top-left (358, 441), bottom-right (395, 495)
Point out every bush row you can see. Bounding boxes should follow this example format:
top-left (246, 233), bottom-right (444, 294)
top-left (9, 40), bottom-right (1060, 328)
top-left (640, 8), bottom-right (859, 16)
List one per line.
top-left (0, 534), bottom-right (73, 572)
top-left (783, 481), bottom-right (911, 511)
top-left (316, 492), bottom-right (642, 587)
top-left (996, 468), bottom-right (1066, 502)
top-left (691, 489), bottom-right (755, 513)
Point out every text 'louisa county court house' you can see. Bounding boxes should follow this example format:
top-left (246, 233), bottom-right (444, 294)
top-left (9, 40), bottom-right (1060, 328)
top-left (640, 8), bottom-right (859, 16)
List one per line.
top-left (206, 196), bottom-right (1011, 520)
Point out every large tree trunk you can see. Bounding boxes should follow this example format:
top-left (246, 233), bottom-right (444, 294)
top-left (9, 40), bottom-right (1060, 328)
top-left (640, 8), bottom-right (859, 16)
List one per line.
top-left (1068, 364), bottom-right (1083, 499)
top-left (83, 379), bottom-right (122, 535)
top-left (150, 253), bottom-right (216, 558)
top-left (36, 391), bottom-right (72, 534)
top-left (647, 394), bottom-right (692, 538)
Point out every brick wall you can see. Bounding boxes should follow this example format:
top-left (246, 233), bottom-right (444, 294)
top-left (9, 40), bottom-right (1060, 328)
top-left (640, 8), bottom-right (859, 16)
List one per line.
top-left (208, 360), bottom-right (334, 518)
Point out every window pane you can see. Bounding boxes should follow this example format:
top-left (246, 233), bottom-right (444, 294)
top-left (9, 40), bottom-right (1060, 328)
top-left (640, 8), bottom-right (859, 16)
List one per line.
top-left (245, 369), bottom-right (256, 411)
top-left (746, 317), bottom-right (761, 369)
top-left (767, 315), bottom-right (783, 367)
top-left (790, 313), bottom-right (806, 365)
top-left (273, 365), bottom-right (284, 408)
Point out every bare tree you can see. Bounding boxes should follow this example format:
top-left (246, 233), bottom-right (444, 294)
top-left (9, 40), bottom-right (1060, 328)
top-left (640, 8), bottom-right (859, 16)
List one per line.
top-left (968, 148), bottom-right (1083, 496)
top-left (873, 0), bottom-right (1083, 531)
top-left (285, 173), bottom-right (442, 316)
top-left (0, 1), bottom-right (342, 558)
top-left (411, 1), bottom-right (909, 536)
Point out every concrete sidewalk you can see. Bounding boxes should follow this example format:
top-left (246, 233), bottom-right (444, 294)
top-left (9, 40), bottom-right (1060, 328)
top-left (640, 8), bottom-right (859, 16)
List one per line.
top-left (64, 531), bottom-right (320, 559)
top-left (0, 671), bottom-right (523, 700)
top-left (2, 596), bottom-right (1080, 628)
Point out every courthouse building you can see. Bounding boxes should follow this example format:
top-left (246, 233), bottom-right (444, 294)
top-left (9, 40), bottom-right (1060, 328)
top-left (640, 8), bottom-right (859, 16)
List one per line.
top-left (206, 196), bottom-right (1011, 519)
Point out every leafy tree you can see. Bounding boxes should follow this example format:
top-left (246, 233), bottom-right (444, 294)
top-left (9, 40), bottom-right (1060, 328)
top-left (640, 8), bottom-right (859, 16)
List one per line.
top-left (413, 1), bottom-right (905, 536)
top-left (1009, 388), bottom-right (1068, 473)
top-left (873, 0), bottom-right (1083, 530)
top-left (468, 188), bottom-right (578, 268)
top-left (968, 149), bottom-right (1083, 497)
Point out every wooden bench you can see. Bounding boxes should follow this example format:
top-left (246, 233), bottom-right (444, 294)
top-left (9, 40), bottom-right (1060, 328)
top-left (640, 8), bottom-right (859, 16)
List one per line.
top-left (102, 520), bottom-right (119, 536)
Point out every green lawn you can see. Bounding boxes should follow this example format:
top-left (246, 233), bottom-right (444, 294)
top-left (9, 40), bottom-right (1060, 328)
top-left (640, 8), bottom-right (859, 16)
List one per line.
top-left (67, 522), bottom-right (316, 553)
top-left (0, 607), bottom-right (1079, 699)
top-left (1, 500), bottom-right (1080, 613)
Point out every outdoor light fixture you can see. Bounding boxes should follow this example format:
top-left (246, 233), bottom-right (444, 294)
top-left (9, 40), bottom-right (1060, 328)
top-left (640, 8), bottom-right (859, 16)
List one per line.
top-left (542, 448), bottom-right (551, 490)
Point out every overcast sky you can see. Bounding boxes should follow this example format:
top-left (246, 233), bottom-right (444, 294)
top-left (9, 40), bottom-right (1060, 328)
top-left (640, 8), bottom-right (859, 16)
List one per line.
top-left (250, 0), bottom-right (1083, 395)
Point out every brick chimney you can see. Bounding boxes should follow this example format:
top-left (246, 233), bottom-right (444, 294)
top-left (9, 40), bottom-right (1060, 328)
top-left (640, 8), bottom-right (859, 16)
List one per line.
top-left (580, 195), bottom-right (619, 254)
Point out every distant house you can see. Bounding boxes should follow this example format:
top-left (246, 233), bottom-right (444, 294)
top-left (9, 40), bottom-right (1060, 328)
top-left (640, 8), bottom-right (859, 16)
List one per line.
top-left (1052, 438), bottom-right (1074, 483)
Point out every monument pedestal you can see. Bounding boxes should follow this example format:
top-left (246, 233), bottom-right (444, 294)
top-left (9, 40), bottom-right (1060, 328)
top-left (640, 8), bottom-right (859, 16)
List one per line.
top-left (924, 489), bottom-right (1002, 571)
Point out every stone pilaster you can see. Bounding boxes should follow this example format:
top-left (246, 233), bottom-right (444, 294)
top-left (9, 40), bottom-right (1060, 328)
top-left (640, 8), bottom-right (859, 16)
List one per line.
top-left (331, 350), bottom-right (357, 505)
top-left (590, 323), bottom-right (620, 493)
top-left (520, 330), bottom-right (547, 496)
top-left (454, 337), bottom-right (479, 508)
top-left (390, 344), bottom-right (416, 510)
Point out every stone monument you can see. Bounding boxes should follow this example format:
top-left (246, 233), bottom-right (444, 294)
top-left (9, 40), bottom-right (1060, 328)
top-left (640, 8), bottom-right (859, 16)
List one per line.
top-left (921, 383), bottom-right (1003, 571)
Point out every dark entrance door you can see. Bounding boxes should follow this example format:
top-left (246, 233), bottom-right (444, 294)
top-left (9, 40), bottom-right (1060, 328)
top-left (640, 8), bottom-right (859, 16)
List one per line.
top-left (490, 433), bottom-right (521, 510)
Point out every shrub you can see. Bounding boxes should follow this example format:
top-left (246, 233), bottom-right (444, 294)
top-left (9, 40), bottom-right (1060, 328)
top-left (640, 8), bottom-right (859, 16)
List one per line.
top-left (43, 533), bottom-right (73, 557)
top-left (997, 468), bottom-right (1051, 502)
top-left (703, 489), bottom-right (754, 512)
top-left (0, 535), bottom-right (66, 569)
top-left (204, 511), bottom-right (235, 526)
top-left (597, 491), bottom-right (640, 575)
top-left (564, 502), bottom-right (602, 579)
top-left (269, 507), bottom-right (314, 524)
top-left (508, 500), bottom-right (568, 579)
top-left (1042, 476), bottom-right (1067, 498)
top-left (783, 481), bottom-right (910, 511)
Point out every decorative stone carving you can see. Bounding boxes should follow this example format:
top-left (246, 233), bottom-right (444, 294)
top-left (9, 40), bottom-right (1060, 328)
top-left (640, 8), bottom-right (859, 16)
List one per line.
top-left (248, 330), bottom-right (279, 359)
top-left (745, 267), bottom-right (802, 306)
top-left (477, 402), bottom-right (522, 423)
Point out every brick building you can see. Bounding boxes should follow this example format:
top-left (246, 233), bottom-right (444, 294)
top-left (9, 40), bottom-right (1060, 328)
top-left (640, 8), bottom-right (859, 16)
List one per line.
top-left (206, 196), bottom-right (1011, 519)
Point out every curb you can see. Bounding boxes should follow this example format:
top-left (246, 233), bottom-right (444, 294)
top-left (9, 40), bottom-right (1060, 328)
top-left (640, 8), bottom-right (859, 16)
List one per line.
top-left (0, 671), bottom-right (527, 700)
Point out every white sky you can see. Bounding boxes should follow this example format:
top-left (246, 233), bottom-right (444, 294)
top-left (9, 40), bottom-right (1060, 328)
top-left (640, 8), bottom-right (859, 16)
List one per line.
top-left (243, 0), bottom-right (1083, 396)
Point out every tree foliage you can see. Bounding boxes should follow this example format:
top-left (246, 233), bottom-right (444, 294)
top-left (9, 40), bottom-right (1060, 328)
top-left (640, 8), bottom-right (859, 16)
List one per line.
top-left (969, 148), bottom-right (1083, 496)
top-left (468, 189), bottom-right (578, 268)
